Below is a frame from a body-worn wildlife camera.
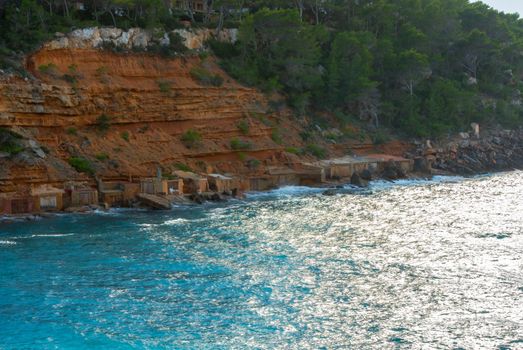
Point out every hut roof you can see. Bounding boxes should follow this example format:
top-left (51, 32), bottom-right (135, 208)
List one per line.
top-left (208, 174), bottom-right (233, 180)
top-left (31, 185), bottom-right (65, 196)
top-left (173, 170), bottom-right (206, 180)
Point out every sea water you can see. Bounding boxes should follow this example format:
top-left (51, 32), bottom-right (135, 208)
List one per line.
top-left (1, 172), bottom-right (522, 349)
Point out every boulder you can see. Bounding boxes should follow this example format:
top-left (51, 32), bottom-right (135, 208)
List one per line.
top-left (413, 157), bottom-right (431, 173)
top-left (360, 169), bottom-right (373, 181)
top-left (100, 27), bottom-right (122, 40)
top-left (351, 172), bottom-right (369, 187)
top-left (28, 140), bottom-right (46, 159)
top-left (190, 193), bottom-right (205, 204)
top-left (382, 165), bottom-right (399, 180)
top-left (132, 29), bottom-right (151, 48)
top-left (459, 132), bottom-right (470, 139)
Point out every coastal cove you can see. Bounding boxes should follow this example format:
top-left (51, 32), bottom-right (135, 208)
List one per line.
top-left (1, 1), bottom-right (523, 349)
top-left (1, 171), bottom-right (522, 349)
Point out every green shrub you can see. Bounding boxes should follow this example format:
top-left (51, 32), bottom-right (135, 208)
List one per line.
top-left (0, 128), bottom-right (22, 139)
top-left (63, 64), bottom-right (80, 85)
top-left (95, 66), bottom-right (108, 76)
top-left (230, 138), bottom-right (252, 150)
top-left (0, 142), bottom-right (23, 155)
top-left (372, 130), bottom-right (389, 145)
top-left (95, 66), bottom-right (110, 84)
top-left (268, 99), bottom-right (285, 113)
top-left (247, 158), bottom-right (261, 169)
top-left (305, 144), bottom-right (327, 159)
top-left (121, 131), bottom-right (130, 142)
top-left (0, 128), bottom-right (24, 155)
top-left (333, 109), bottom-right (354, 125)
top-left (285, 147), bottom-right (303, 155)
top-left (175, 163), bottom-right (192, 172)
top-left (62, 74), bottom-right (78, 89)
top-left (95, 152), bottom-right (109, 161)
top-left (66, 127), bottom-right (78, 135)
top-left (358, 130), bottom-right (367, 143)
top-left (252, 112), bottom-right (273, 126)
top-left (237, 119), bottom-right (249, 135)
top-left (68, 157), bottom-right (94, 175)
top-left (238, 152), bottom-right (247, 161)
top-left (190, 66), bottom-right (224, 87)
top-left (208, 39), bottom-right (240, 59)
top-left (167, 32), bottom-right (188, 55)
top-left (68, 64), bottom-right (77, 73)
top-left (271, 129), bottom-right (283, 144)
top-left (157, 80), bottom-right (171, 93)
top-left (300, 131), bottom-right (313, 141)
top-left (181, 129), bottom-right (202, 148)
top-left (96, 114), bottom-right (111, 132)
top-left (38, 63), bottom-right (58, 76)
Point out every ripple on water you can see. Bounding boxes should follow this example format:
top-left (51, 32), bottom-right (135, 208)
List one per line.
top-left (0, 171), bottom-right (522, 349)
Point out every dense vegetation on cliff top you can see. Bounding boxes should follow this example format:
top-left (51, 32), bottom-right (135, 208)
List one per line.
top-left (1, 0), bottom-right (522, 137)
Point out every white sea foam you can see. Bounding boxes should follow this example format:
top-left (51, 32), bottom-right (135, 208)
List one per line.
top-left (369, 175), bottom-right (467, 191)
top-left (246, 185), bottom-right (324, 199)
top-left (0, 240), bottom-right (17, 245)
top-left (163, 218), bottom-right (190, 225)
top-left (30, 233), bottom-right (75, 238)
top-left (9, 233), bottom-right (75, 239)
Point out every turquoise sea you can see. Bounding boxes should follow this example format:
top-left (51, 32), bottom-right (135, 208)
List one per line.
top-left (1, 172), bottom-right (522, 349)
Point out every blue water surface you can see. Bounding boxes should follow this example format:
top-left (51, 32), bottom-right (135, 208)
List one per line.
top-left (1, 172), bottom-right (522, 349)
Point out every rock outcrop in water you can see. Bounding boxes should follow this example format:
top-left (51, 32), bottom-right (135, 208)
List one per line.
top-left (411, 128), bottom-right (523, 175)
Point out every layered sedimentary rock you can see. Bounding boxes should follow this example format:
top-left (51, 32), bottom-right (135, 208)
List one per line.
top-left (0, 27), bottom-right (413, 196)
top-left (0, 45), bottom-right (305, 193)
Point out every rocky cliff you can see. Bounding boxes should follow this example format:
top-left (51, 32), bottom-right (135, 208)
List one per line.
top-left (0, 28), bottom-right (315, 194)
top-left (0, 27), bottom-right (416, 196)
top-left (410, 129), bottom-right (523, 175)
top-left (43, 27), bottom-right (238, 51)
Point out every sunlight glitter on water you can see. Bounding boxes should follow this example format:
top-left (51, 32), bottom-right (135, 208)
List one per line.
top-left (0, 172), bottom-right (522, 349)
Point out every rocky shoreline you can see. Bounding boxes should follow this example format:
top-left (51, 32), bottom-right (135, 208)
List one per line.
top-left (409, 128), bottom-right (523, 175)
top-left (2, 126), bottom-right (523, 223)
top-left (3, 162), bottom-right (520, 225)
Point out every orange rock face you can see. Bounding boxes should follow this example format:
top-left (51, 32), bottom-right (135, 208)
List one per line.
top-left (0, 48), bottom-right (306, 192)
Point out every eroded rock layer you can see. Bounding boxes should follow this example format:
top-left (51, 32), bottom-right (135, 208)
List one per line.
top-left (0, 48), bottom-right (305, 192)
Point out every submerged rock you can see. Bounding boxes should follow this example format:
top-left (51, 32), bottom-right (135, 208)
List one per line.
top-left (322, 189), bottom-right (337, 196)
